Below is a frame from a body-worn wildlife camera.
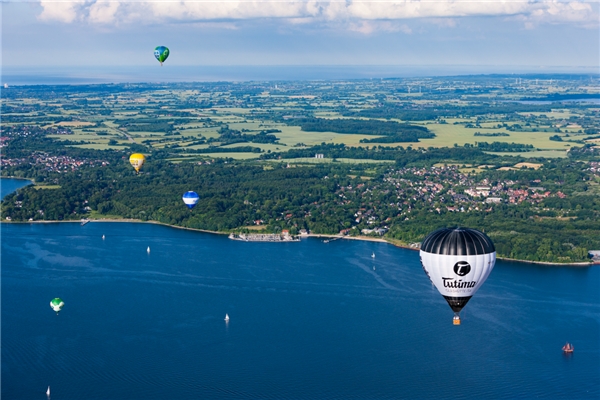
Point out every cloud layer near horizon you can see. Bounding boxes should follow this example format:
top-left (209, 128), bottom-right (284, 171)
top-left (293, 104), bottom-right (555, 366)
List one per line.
top-left (37, 0), bottom-right (598, 31)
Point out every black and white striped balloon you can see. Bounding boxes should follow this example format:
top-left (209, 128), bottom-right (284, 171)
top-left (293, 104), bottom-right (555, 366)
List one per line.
top-left (419, 227), bottom-right (496, 323)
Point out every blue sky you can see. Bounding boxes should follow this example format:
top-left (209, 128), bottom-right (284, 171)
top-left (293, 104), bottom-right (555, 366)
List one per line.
top-left (2, 1), bottom-right (599, 72)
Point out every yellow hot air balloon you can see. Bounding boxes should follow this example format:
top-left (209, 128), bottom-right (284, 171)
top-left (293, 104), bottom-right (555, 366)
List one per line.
top-left (129, 153), bottom-right (146, 173)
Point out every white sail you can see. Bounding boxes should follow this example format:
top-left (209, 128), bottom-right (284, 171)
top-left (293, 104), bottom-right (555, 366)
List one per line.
top-left (225, 313), bottom-right (230, 321)
top-left (147, 246), bottom-right (150, 253)
top-left (46, 386), bottom-right (50, 396)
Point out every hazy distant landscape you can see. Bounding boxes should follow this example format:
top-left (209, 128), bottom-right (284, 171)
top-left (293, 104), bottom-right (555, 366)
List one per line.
top-left (5, 65), bottom-right (600, 86)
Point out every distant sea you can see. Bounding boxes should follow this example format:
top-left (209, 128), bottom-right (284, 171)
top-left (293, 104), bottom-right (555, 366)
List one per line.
top-left (2, 65), bottom-right (599, 85)
top-left (1, 179), bottom-right (599, 399)
top-left (515, 99), bottom-right (600, 105)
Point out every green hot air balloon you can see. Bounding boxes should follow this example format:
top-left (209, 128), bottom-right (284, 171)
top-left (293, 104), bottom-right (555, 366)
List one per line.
top-left (154, 46), bottom-right (170, 66)
top-left (50, 298), bottom-right (64, 314)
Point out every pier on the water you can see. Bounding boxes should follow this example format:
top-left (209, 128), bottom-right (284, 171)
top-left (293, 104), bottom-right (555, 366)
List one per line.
top-left (228, 233), bottom-right (300, 242)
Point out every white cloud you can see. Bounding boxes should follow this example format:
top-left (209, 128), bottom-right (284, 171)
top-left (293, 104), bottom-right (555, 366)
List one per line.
top-left (38, 0), bottom-right (85, 23)
top-left (88, 1), bottom-right (120, 24)
top-left (517, 1), bottom-right (599, 28)
top-left (36, 0), bottom-right (598, 31)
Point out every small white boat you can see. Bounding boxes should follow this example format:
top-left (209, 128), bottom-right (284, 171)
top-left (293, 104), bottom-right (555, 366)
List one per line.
top-left (371, 252), bottom-right (375, 259)
top-left (102, 235), bottom-right (105, 240)
top-left (46, 386), bottom-right (50, 396)
top-left (147, 246), bottom-right (150, 253)
top-left (373, 266), bottom-right (376, 271)
top-left (224, 313), bottom-right (230, 321)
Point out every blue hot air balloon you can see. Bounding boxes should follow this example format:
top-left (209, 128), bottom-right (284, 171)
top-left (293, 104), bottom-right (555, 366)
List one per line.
top-left (154, 46), bottom-right (170, 66)
top-left (182, 191), bottom-right (200, 210)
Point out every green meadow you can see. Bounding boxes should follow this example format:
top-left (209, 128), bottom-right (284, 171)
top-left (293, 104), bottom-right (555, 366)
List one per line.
top-left (4, 77), bottom-right (596, 164)
top-left (395, 122), bottom-right (574, 151)
top-left (485, 150), bottom-right (569, 158)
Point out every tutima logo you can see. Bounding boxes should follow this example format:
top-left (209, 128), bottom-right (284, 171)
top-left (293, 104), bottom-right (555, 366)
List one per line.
top-left (453, 261), bottom-right (471, 276)
top-left (442, 278), bottom-right (477, 288)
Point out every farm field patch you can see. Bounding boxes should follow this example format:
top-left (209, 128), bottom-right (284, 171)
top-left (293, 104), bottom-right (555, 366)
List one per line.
top-left (486, 150), bottom-right (569, 158)
top-left (1, 77), bottom-right (597, 166)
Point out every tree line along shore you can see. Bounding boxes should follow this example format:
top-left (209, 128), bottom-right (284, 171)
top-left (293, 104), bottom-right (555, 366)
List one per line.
top-left (1, 77), bottom-right (599, 265)
top-left (2, 137), bottom-right (599, 265)
top-left (2, 217), bottom-right (596, 267)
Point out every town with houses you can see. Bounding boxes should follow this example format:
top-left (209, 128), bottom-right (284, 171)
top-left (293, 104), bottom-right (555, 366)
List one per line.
top-left (1, 119), bottom-right (596, 248)
top-left (1, 77), bottom-right (598, 264)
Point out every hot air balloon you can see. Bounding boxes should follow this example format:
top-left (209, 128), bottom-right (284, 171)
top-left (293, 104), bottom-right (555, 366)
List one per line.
top-left (50, 298), bottom-right (64, 314)
top-left (129, 153), bottom-right (146, 173)
top-left (419, 227), bottom-right (496, 325)
top-left (154, 46), bottom-right (170, 66)
top-left (182, 191), bottom-right (200, 210)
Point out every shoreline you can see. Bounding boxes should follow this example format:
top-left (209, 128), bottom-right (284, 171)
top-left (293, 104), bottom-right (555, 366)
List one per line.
top-left (1, 218), bottom-right (596, 267)
top-left (0, 176), bottom-right (35, 182)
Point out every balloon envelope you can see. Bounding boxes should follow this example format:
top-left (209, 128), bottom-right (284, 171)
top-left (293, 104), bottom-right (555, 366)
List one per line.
top-left (182, 191), bottom-right (200, 209)
top-left (50, 298), bottom-right (64, 313)
top-left (129, 153), bottom-right (146, 173)
top-left (419, 227), bottom-right (496, 315)
top-left (154, 46), bottom-right (170, 65)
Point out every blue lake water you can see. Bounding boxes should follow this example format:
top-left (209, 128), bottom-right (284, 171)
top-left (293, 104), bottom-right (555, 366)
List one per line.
top-left (1, 180), bottom-right (599, 399)
top-left (513, 99), bottom-right (600, 105)
top-left (0, 178), bottom-right (32, 200)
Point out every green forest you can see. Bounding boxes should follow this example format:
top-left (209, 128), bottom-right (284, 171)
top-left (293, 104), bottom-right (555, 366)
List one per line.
top-left (2, 133), bottom-right (599, 264)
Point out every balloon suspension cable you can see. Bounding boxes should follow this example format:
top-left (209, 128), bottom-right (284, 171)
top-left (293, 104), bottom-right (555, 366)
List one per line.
top-left (453, 312), bottom-right (461, 325)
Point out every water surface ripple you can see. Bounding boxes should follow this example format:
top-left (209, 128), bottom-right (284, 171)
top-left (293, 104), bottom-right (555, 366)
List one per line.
top-left (2, 222), bottom-right (599, 399)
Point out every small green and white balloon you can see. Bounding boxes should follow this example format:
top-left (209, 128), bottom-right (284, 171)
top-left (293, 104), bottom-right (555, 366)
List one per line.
top-left (50, 298), bottom-right (64, 314)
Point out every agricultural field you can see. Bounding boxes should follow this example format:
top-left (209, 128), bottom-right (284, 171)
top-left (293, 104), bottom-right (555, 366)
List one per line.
top-left (1, 75), bottom-right (598, 164)
top-left (489, 150), bottom-right (569, 159)
top-left (416, 123), bottom-right (574, 150)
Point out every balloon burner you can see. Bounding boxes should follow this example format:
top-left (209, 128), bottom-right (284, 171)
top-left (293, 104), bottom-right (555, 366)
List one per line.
top-left (453, 313), bottom-right (461, 325)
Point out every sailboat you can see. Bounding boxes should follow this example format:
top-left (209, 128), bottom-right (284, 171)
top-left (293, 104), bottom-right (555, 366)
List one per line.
top-left (562, 343), bottom-right (574, 353)
top-left (371, 252), bottom-right (375, 259)
top-left (147, 246), bottom-right (150, 253)
top-left (102, 235), bottom-right (105, 240)
top-left (224, 313), bottom-right (230, 322)
top-left (46, 386), bottom-right (50, 396)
